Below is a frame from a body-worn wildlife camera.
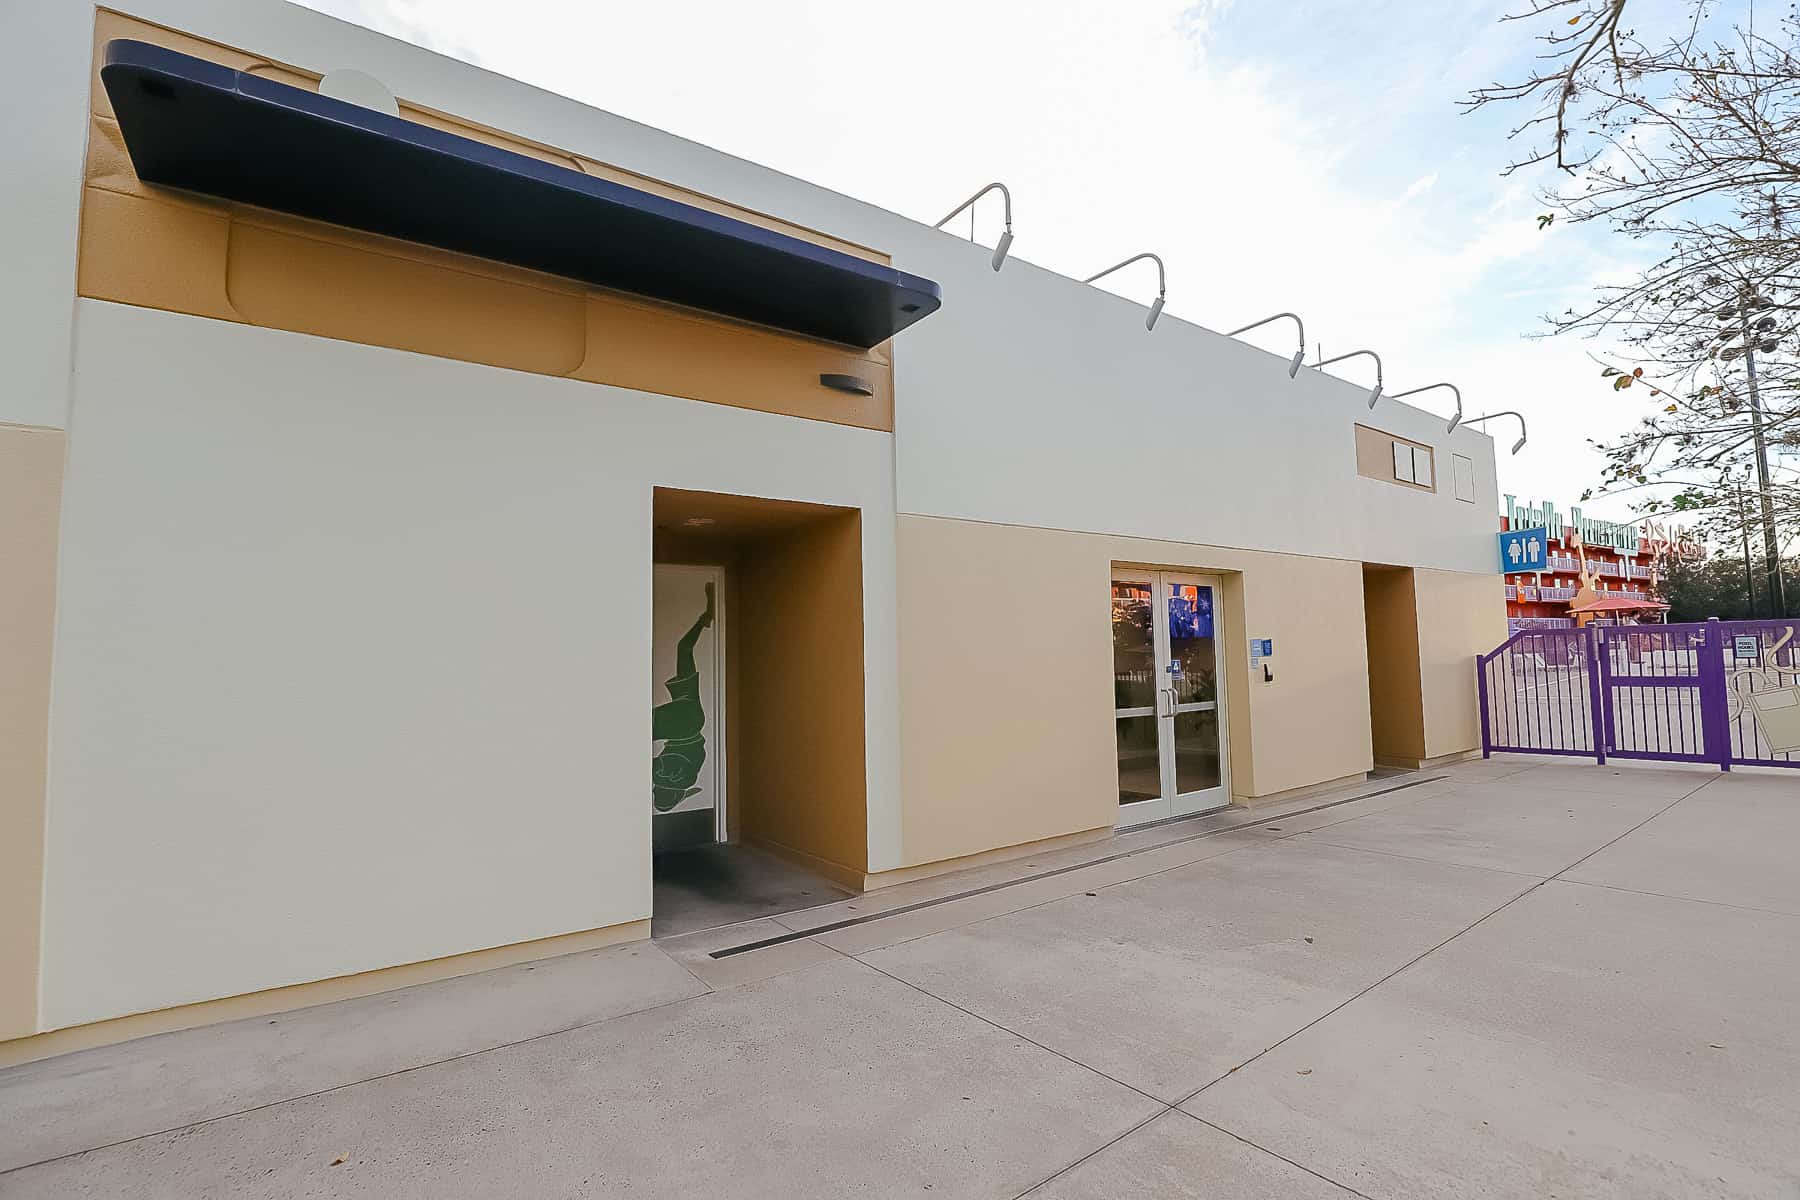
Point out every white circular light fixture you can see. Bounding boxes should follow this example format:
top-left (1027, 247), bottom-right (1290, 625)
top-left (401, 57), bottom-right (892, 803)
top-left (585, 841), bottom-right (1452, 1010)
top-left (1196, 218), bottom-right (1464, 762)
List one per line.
top-left (319, 69), bottom-right (399, 117)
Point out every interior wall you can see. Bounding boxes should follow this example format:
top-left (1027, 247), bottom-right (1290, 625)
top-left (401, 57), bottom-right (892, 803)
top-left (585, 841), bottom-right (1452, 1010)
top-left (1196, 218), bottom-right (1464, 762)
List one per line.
top-left (1362, 566), bottom-right (1427, 766)
top-left (39, 300), bottom-right (900, 1031)
top-left (735, 512), bottom-right (869, 877)
top-left (1416, 567), bottom-right (1509, 759)
top-left (896, 514), bottom-right (1376, 870)
top-left (0, 424), bottom-right (64, 1039)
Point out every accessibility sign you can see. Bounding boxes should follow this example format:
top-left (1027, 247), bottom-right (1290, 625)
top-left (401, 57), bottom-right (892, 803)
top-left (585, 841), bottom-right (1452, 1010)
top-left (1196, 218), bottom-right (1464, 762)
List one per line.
top-left (1498, 527), bottom-right (1548, 574)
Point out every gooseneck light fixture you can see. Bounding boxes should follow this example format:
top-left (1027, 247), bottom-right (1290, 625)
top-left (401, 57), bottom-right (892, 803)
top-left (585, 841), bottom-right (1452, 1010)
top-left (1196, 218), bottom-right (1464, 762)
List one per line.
top-left (933, 182), bottom-right (1014, 272)
top-left (1462, 410), bottom-right (1528, 455)
top-left (1082, 253), bottom-right (1167, 330)
top-left (1226, 313), bottom-right (1307, 378)
top-left (1387, 382), bottom-right (1464, 433)
top-left (1314, 348), bottom-right (1385, 408)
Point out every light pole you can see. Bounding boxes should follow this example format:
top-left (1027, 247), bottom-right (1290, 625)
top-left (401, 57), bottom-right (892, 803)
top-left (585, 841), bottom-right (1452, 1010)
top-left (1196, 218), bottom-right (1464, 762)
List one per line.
top-left (1735, 471), bottom-right (1759, 616)
top-left (1716, 287), bottom-right (1789, 617)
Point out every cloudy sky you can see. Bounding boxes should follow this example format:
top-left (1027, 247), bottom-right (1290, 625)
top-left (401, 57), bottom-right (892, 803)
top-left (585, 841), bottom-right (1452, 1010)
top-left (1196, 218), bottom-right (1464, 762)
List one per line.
top-left (297, 0), bottom-right (1667, 520)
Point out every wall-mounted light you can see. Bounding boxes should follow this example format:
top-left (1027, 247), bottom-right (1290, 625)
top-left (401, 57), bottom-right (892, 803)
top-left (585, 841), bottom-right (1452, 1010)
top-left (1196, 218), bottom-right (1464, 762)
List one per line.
top-left (319, 68), bottom-right (400, 117)
top-left (1226, 313), bottom-right (1307, 378)
top-left (933, 182), bottom-right (1014, 272)
top-left (819, 373), bottom-right (875, 396)
top-left (1387, 382), bottom-right (1464, 433)
top-left (1083, 253), bottom-right (1167, 330)
top-left (1314, 348), bottom-right (1384, 408)
top-left (1462, 410), bottom-right (1528, 454)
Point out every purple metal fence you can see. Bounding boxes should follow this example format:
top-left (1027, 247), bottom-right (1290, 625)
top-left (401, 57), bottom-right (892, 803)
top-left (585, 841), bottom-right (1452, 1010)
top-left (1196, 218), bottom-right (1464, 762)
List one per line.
top-left (1596, 623), bottom-right (1714, 764)
top-left (1477, 618), bottom-right (1800, 770)
top-left (1719, 619), bottom-right (1800, 766)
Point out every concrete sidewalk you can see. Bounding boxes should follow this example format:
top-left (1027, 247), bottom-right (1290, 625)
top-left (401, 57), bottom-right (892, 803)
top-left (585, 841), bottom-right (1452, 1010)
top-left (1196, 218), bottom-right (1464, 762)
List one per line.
top-left (3, 757), bottom-right (1797, 1197)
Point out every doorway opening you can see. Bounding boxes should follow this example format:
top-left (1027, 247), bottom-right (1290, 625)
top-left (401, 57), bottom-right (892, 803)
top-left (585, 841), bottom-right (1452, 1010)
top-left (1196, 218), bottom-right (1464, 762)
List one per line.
top-left (1361, 564), bottom-right (1428, 768)
top-left (1109, 568), bottom-right (1230, 826)
top-left (649, 488), bottom-right (866, 937)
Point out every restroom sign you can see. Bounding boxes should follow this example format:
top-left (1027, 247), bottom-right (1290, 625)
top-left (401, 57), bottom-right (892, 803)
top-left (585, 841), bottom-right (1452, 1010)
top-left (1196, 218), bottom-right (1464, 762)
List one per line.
top-left (1497, 527), bottom-right (1548, 573)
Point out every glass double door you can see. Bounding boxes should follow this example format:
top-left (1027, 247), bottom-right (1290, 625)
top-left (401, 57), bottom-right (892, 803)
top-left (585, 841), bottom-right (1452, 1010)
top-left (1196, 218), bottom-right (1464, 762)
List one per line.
top-left (1111, 570), bottom-right (1229, 826)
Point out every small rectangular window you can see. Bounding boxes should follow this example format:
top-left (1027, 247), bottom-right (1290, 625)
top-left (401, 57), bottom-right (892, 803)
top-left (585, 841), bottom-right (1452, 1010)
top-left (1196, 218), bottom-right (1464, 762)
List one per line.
top-left (1357, 424), bottom-right (1436, 493)
top-left (1451, 454), bottom-right (1475, 502)
top-left (1393, 440), bottom-right (1415, 484)
top-left (1411, 445), bottom-right (1433, 489)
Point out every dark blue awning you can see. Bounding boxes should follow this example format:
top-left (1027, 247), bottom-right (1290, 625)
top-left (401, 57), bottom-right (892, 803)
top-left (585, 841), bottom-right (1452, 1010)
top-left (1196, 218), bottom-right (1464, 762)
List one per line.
top-left (100, 40), bottom-right (941, 349)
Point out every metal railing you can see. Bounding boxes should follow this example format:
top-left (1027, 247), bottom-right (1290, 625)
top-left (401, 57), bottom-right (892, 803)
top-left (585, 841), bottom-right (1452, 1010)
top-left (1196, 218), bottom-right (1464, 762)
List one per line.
top-left (1478, 619), bottom-right (1800, 769)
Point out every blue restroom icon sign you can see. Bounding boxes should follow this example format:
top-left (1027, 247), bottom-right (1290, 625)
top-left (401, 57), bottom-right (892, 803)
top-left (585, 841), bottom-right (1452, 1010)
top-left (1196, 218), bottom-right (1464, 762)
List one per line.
top-left (1498, 528), bottom-right (1547, 573)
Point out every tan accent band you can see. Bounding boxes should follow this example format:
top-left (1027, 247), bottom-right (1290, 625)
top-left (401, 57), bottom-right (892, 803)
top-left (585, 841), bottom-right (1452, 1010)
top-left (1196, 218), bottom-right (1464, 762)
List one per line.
top-left (0, 918), bottom-right (651, 1070)
top-left (78, 11), bottom-right (895, 431)
top-left (1230, 770), bottom-right (1368, 810)
top-left (859, 826), bottom-right (1113, 892)
top-left (0, 424), bottom-right (63, 1042)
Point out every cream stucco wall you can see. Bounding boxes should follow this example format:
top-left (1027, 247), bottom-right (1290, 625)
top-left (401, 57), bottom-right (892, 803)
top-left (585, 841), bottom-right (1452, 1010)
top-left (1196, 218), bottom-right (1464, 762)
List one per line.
top-left (0, 4), bottom-right (89, 429)
top-left (897, 515), bottom-right (1380, 869)
top-left (38, 300), bottom-right (903, 1031)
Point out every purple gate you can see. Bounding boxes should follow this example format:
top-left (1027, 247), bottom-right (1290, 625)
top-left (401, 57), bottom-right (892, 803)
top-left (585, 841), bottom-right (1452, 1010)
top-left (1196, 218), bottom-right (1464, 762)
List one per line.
top-left (1477, 618), bottom-right (1800, 769)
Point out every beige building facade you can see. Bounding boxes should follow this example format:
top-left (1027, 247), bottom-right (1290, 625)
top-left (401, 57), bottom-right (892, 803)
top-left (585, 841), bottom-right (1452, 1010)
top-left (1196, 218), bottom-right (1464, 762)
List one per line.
top-left (1, 0), bottom-right (1505, 1063)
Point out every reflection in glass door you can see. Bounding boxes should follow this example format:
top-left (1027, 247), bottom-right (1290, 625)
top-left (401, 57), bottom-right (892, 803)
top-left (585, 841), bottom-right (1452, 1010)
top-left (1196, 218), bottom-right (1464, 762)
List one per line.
top-left (1110, 570), bottom-right (1229, 826)
top-left (1110, 578), bottom-right (1162, 815)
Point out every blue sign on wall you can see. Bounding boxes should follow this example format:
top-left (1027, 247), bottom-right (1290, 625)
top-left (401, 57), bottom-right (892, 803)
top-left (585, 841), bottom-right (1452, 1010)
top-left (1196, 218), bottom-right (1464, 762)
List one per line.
top-left (1498, 527), bottom-right (1549, 573)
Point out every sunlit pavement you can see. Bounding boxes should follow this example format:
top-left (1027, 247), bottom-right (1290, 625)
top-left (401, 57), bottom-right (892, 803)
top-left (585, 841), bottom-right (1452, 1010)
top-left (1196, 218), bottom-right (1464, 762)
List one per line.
top-left (3, 756), bottom-right (1796, 1198)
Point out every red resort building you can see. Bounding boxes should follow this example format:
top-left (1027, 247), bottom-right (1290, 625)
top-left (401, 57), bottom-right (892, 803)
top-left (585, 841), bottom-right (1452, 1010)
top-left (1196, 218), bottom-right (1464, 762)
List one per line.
top-left (1500, 497), bottom-right (1702, 631)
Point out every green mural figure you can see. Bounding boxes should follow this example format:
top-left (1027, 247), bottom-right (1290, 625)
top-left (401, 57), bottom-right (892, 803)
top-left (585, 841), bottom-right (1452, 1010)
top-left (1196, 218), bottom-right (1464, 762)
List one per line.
top-left (651, 582), bottom-right (715, 812)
